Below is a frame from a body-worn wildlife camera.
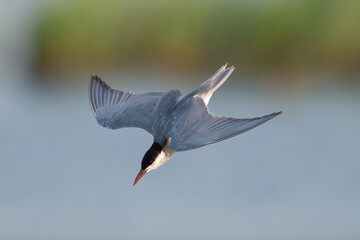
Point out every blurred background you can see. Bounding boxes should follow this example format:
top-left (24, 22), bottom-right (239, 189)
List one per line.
top-left (1, 0), bottom-right (359, 239)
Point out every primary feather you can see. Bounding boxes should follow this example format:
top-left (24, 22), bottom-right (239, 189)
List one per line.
top-left (170, 96), bottom-right (281, 151)
top-left (89, 75), bottom-right (164, 133)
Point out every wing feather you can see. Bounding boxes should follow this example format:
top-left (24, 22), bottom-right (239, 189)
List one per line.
top-left (89, 75), bottom-right (164, 134)
top-left (170, 97), bottom-right (282, 151)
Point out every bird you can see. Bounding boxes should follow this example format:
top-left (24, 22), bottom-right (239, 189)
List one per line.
top-left (89, 64), bottom-right (282, 186)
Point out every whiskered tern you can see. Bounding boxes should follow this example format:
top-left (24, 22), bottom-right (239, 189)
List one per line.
top-left (89, 65), bottom-right (282, 186)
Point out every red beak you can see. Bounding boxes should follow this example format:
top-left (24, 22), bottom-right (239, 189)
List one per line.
top-left (133, 169), bottom-right (147, 186)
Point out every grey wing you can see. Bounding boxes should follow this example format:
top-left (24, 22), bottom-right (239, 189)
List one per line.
top-left (89, 75), bottom-right (164, 134)
top-left (170, 97), bottom-right (282, 151)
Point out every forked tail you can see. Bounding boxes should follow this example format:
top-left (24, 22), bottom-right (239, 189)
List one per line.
top-left (193, 64), bottom-right (235, 105)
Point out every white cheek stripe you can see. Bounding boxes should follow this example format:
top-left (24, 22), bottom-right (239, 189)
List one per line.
top-left (147, 151), bottom-right (167, 171)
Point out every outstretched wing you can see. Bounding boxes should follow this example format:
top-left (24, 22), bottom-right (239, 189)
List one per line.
top-left (170, 97), bottom-right (282, 151)
top-left (89, 75), bottom-right (164, 134)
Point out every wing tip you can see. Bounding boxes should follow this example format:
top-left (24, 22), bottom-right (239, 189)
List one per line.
top-left (91, 74), bottom-right (108, 88)
top-left (91, 74), bottom-right (100, 82)
top-left (89, 74), bottom-right (98, 115)
top-left (89, 74), bottom-right (108, 115)
top-left (264, 111), bottom-right (282, 120)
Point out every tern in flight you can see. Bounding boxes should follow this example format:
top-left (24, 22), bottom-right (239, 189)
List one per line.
top-left (89, 64), bottom-right (282, 186)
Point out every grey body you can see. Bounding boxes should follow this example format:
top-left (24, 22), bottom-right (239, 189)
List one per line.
top-left (89, 64), bottom-right (281, 182)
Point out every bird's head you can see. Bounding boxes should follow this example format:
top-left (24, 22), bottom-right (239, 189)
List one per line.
top-left (133, 142), bottom-right (168, 186)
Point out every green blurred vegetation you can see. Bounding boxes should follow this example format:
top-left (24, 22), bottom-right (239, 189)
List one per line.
top-left (34, 0), bottom-right (360, 80)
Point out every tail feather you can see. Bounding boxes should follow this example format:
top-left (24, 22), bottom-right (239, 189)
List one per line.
top-left (196, 64), bottom-right (235, 105)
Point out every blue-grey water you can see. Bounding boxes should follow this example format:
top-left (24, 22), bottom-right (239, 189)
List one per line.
top-left (1, 74), bottom-right (359, 240)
